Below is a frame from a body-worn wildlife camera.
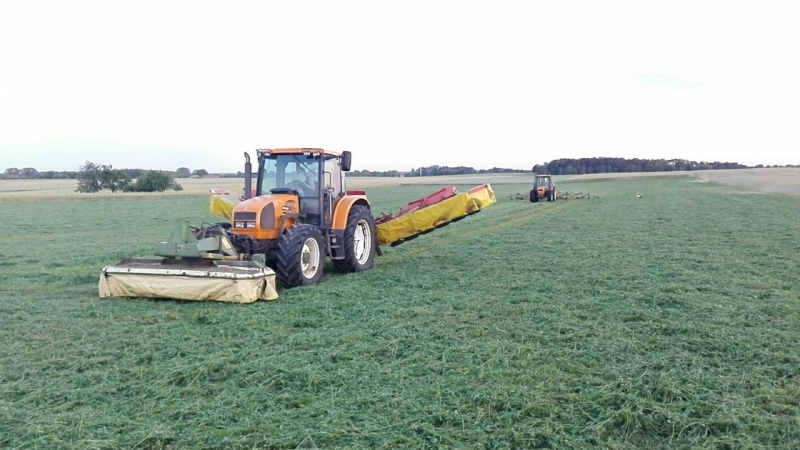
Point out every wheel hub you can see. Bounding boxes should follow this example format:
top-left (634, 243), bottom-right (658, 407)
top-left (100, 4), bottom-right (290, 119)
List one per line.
top-left (300, 238), bottom-right (320, 279)
top-left (353, 219), bottom-right (372, 264)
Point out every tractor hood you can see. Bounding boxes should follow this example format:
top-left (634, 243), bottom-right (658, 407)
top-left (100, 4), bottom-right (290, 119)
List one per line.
top-left (231, 194), bottom-right (299, 240)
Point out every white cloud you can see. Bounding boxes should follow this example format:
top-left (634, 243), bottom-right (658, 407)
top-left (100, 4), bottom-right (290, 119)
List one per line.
top-left (1, 0), bottom-right (798, 172)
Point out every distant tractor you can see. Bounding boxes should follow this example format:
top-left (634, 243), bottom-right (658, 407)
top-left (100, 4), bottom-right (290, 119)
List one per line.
top-left (530, 174), bottom-right (557, 202)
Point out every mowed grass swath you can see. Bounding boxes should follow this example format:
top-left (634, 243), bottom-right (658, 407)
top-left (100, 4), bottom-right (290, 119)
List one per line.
top-left (1, 174), bottom-right (799, 448)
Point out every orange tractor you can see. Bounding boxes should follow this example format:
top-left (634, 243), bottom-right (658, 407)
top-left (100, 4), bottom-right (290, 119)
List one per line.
top-left (226, 148), bottom-right (378, 287)
top-left (530, 174), bottom-right (557, 202)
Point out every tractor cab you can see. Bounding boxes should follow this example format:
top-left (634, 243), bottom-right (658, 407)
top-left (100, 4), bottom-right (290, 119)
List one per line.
top-left (533, 175), bottom-right (552, 190)
top-left (253, 148), bottom-right (350, 227)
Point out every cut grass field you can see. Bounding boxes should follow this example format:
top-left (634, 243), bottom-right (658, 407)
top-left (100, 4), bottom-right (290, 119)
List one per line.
top-left (1, 173), bottom-right (799, 448)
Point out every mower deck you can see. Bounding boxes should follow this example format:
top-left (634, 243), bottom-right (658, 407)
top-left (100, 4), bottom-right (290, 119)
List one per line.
top-left (374, 183), bottom-right (496, 246)
top-left (99, 257), bottom-right (278, 304)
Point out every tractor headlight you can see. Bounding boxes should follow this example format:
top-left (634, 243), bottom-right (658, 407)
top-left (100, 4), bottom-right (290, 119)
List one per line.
top-left (246, 221), bottom-right (256, 229)
top-left (234, 221), bottom-right (245, 228)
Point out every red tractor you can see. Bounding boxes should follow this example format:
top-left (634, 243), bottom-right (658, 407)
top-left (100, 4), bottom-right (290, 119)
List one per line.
top-left (530, 174), bottom-right (557, 202)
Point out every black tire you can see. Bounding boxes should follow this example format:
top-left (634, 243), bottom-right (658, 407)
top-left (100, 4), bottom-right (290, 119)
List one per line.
top-left (529, 190), bottom-right (536, 203)
top-left (272, 225), bottom-right (325, 288)
top-left (547, 190), bottom-right (553, 202)
top-left (334, 205), bottom-right (377, 273)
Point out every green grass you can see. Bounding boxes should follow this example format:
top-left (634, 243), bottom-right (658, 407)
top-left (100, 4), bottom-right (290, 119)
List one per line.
top-left (1, 177), bottom-right (799, 449)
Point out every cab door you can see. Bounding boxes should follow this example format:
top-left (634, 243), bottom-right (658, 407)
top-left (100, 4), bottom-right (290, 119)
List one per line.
top-left (322, 155), bottom-right (344, 227)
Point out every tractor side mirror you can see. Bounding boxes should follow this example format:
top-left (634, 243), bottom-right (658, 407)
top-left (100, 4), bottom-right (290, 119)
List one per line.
top-left (341, 151), bottom-right (352, 172)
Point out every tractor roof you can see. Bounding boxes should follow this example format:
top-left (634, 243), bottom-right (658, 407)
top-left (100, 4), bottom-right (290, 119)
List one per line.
top-left (257, 148), bottom-right (342, 157)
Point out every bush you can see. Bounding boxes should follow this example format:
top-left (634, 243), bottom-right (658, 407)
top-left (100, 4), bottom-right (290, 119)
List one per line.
top-left (124, 171), bottom-right (183, 192)
top-left (75, 161), bottom-right (182, 193)
top-left (76, 161), bottom-right (130, 193)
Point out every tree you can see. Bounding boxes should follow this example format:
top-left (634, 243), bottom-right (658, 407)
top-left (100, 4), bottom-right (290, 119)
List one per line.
top-left (100, 165), bottom-right (131, 193)
top-left (21, 167), bottom-right (38, 178)
top-left (122, 169), bottom-right (142, 179)
top-left (76, 161), bottom-right (104, 193)
top-left (3, 168), bottom-right (21, 179)
top-left (192, 169), bottom-right (208, 177)
top-left (176, 167), bottom-right (191, 178)
top-left (124, 171), bottom-right (183, 192)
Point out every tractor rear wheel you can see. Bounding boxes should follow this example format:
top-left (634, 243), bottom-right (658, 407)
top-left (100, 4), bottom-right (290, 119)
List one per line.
top-left (273, 225), bottom-right (325, 287)
top-left (334, 205), bottom-right (377, 273)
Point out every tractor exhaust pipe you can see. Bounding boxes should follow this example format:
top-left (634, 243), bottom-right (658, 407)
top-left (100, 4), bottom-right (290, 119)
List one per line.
top-left (244, 152), bottom-right (252, 200)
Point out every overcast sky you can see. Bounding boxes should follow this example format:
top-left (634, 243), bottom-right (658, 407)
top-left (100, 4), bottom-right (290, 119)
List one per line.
top-left (1, 1), bottom-right (798, 173)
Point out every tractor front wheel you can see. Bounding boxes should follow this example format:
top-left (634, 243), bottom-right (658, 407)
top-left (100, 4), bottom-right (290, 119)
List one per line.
top-left (273, 225), bottom-right (325, 288)
top-left (334, 205), bottom-right (377, 273)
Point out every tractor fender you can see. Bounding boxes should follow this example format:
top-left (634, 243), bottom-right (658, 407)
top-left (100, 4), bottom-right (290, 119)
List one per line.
top-left (332, 196), bottom-right (370, 231)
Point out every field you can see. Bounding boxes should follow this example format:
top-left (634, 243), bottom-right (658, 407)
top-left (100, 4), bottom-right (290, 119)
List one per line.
top-left (1, 170), bottom-right (799, 448)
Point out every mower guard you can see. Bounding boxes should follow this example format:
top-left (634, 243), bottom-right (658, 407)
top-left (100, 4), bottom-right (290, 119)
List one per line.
top-left (375, 183), bottom-right (496, 246)
top-left (209, 188), bottom-right (240, 221)
top-left (99, 258), bottom-right (278, 304)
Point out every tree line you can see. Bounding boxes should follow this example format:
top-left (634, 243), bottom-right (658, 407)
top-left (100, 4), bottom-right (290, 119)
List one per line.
top-left (1, 166), bottom-right (213, 180)
top-left (6, 164), bottom-right (526, 179)
top-left (0, 162), bottom-right (246, 193)
top-left (74, 162), bottom-right (183, 193)
top-left (530, 157), bottom-right (778, 175)
top-left (348, 165), bottom-right (528, 177)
